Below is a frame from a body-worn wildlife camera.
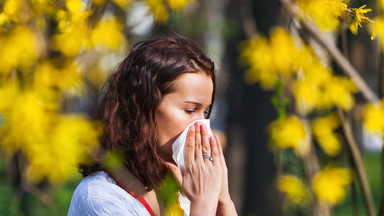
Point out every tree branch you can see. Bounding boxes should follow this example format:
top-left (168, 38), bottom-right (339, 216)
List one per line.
top-left (337, 108), bottom-right (376, 216)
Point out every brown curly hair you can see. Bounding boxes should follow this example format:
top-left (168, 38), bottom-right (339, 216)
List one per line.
top-left (80, 36), bottom-right (216, 188)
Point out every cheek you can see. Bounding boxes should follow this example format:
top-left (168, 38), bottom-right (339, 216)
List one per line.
top-left (156, 111), bottom-right (191, 146)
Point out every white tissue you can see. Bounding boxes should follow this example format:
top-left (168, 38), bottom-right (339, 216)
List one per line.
top-left (172, 119), bottom-right (213, 173)
top-left (171, 119), bottom-right (213, 216)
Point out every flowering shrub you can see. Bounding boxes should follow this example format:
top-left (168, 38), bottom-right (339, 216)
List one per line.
top-left (241, 0), bottom-right (383, 214)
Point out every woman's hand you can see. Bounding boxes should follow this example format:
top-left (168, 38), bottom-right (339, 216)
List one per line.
top-left (214, 135), bottom-right (238, 216)
top-left (165, 122), bottom-right (222, 216)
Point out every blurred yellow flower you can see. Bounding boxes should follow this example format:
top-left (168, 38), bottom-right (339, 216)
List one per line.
top-left (369, 18), bottom-right (384, 50)
top-left (168, 0), bottom-right (189, 10)
top-left (0, 81), bottom-right (19, 112)
top-left (66, 0), bottom-right (85, 14)
top-left (241, 36), bottom-right (276, 89)
top-left (241, 28), bottom-right (298, 89)
top-left (278, 175), bottom-right (309, 205)
top-left (270, 27), bottom-right (298, 76)
top-left (380, 0), bottom-right (384, 12)
top-left (51, 10), bottom-right (92, 56)
top-left (322, 76), bottom-right (357, 110)
top-left (146, 0), bottom-right (170, 23)
top-left (145, 0), bottom-right (191, 22)
top-left (0, 92), bottom-right (54, 155)
top-left (312, 165), bottom-right (353, 205)
top-left (113, 0), bottom-right (132, 9)
top-left (349, 5), bottom-right (372, 35)
top-left (294, 57), bottom-right (333, 115)
top-left (269, 115), bottom-right (310, 156)
top-left (0, 86), bottom-right (98, 183)
top-left (0, 13), bottom-right (10, 27)
top-left (363, 100), bottom-right (384, 135)
top-left (2, 0), bottom-right (33, 24)
top-left (293, 47), bottom-right (357, 115)
top-left (0, 25), bottom-right (40, 74)
top-left (92, 17), bottom-right (126, 50)
top-left (25, 115), bottom-right (98, 183)
top-left (33, 59), bottom-right (83, 99)
top-left (312, 112), bottom-right (341, 156)
top-left (298, 0), bottom-right (347, 31)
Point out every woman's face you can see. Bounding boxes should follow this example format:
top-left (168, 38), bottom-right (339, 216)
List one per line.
top-left (155, 72), bottom-right (214, 162)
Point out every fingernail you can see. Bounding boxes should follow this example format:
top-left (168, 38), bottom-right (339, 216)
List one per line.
top-left (190, 125), bottom-right (195, 132)
top-left (210, 136), bottom-right (215, 143)
top-left (201, 124), bottom-right (206, 132)
top-left (195, 122), bottom-right (200, 130)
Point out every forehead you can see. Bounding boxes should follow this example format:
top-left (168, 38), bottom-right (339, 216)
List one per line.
top-left (170, 72), bottom-right (214, 103)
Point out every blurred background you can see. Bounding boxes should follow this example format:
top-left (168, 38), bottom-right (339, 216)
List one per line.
top-left (0, 0), bottom-right (383, 215)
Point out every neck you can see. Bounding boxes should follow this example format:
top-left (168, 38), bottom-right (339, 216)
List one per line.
top-left (110, 166), bottom-right (149, 196)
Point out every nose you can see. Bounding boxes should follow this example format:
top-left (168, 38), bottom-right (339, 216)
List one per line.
top-left (190, 112), bottom-right (205, 124)
top-left (198, 111), bottom-right (206, 120)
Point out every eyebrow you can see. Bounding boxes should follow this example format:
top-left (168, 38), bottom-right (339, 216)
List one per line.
top-left (183, 101), bottom-right (211, 109)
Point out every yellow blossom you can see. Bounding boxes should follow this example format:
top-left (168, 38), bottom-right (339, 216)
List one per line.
top-left (25, 115), bottom-right (98, 183)
top-left (2, 0), bottom-right (33, 24)
top-left (66, 0), bottom-right (85, 14)
top-left (0, 81), bottom-right (20, 112)
top-left (0, 25), bottom-right (40, 74)
top-left (278, 175), bottom-right (309, 205)
top-left (0, 84), bottom-right (98, 183)
top-left (349, 5), bottom-right (372, 35)
top-left (91, 17), bottom-right (125, 50)
top-left (363, 100), bottom-right (384, 135)
top-left (113, 0), bottom-right (132, 9)
top-left (270, 27), bottom-right (298, 76)
top-left (34, 60), bottom-right (82, 91)
top-left (321, 76), bottom-right (357, 110)
top-left (298, 0), bottom-right (347, 31)
top-left (294, 47), bottom-right (334, 114)
top-left (241, 36), bottom-right (276, 89)
top-left (51, 11), bottom-right (92, 56)
top-left (369, 18), bottom-right (384, 51)
top-left (293, 46), bottom-right (357, 115)
top-left (312, 165), bottom-right (353, 205)
top-left (0, 92), bottom-right (54, 155)
top-left (380, 0), bottom-right (384, 12)
top-left (241, 28), bottom-right (299, 89)
top-left (167, 0), bottom-right (189, 10)
top-left (269, 115), bottom-right (310, 156)
top-left (312, 112), bottom-right (341, 156)
top-left (146, 0), bottom-right (169, 23)
top-left (0, 13), bottom-right (10, 27)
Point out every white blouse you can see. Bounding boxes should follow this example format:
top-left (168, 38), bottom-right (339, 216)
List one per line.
top-left (68, 171), bottom-right (151, 216)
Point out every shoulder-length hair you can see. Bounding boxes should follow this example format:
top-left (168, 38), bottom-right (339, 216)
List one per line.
top-left (80, 36), bottom-right (216, 188)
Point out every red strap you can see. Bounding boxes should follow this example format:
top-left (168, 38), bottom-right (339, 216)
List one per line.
top-left (117, 183), bottom-right (156, 216)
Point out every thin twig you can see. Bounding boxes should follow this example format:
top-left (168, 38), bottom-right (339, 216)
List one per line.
top-left (301, 139), bottom-right (330, 216)
top-left (345, 8), bottom-right (375, 24)
top-left (378, 42), bottom-right (384, 216)
top-left (337, 108), bottom-right (376, 216)
top-left (340, 17), bottom-right (359, 216)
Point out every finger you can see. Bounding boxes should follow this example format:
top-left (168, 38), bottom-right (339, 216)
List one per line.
top-left (210, 136), bottom-right (220, 167)
top-left (194, 121), bottom-right (203, 161)
top-left (185, 125), bottom-right (195, 169)
top-left (215, 135), bottom-right (227, 167)
top-left (164, 162), bottom-right (183, 187)
top-left (201, 124), bottom-right (211, 156)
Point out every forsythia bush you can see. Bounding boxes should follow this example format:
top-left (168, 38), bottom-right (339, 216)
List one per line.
top-left (241, 0), bottom-right (384, 213)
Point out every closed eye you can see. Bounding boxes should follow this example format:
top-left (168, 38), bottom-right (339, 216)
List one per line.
top-left (185, 109), bottom-right (196, 114)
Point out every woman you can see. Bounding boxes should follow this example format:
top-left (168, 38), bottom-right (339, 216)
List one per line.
top-left (68, 36), bottom-right (237, 216)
